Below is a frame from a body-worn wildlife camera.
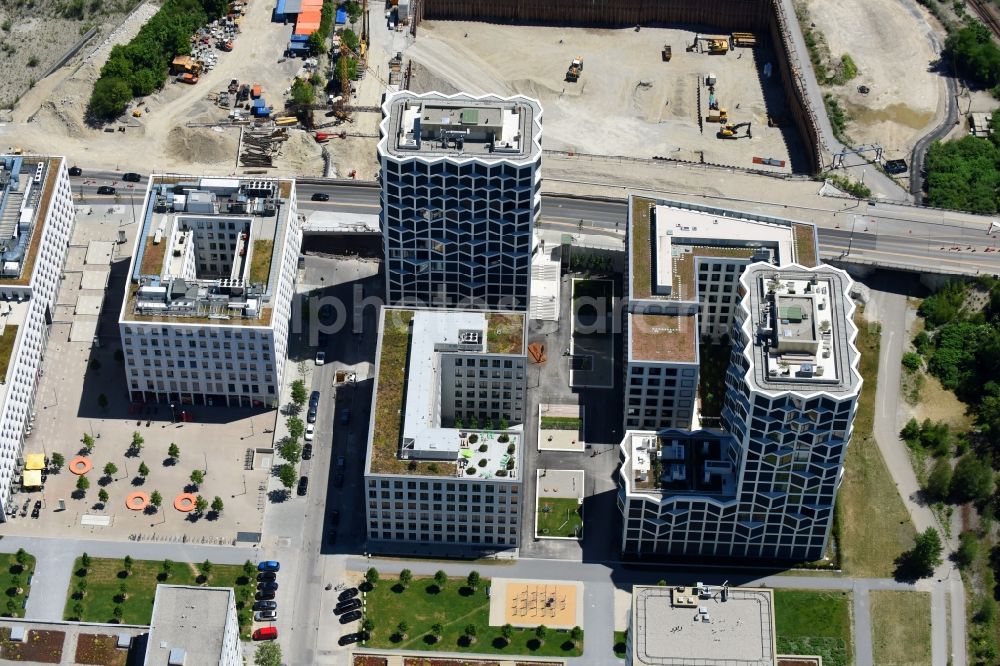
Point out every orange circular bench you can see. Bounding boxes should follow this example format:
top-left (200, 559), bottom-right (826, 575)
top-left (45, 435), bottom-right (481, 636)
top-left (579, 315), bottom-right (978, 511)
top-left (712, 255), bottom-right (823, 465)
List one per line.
top-left (69, 456), bottom-right (92, 475)
top-left (125, 491), bottom-right (149, 511)
top-left (173, 493), bottom-right (197, 512)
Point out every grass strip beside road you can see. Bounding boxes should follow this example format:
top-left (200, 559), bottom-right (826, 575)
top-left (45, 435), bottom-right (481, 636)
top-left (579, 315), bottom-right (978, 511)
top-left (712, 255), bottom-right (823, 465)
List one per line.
top-left (774, 589), bottom-right (852, 666)
top-left (364, 575), bottom-right (583, 657)
top-left (870, 590), bottom-right (932, 666)
top-left (0, 551), bottom-right (35, 618)
top-left (837, 313), bottom-right (916, 577)
top-left (613, 630), bottom-right (627, 658)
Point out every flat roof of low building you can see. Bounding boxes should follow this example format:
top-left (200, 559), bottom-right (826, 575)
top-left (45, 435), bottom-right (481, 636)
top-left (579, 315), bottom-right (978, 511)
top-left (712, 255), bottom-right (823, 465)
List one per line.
top-left (0, 155), bottom-right (65, 287)
top-left (631, 584), bottom-right (776, 666)
top-left (145, 585), bottom-right (233, 666)
top-left (378, 91), bottom-right (542, 163)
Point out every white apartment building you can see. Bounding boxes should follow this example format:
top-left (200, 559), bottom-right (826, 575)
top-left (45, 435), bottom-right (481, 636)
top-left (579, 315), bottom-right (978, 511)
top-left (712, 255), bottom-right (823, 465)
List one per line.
top-left (378, 91), bottom-right (543, 311)
top-left (365, 307), bottom-right (527, 556)
top-left (119, 176), bottom-right (300, 408)
top-left (618, 262), bottom-right (862, 562)
top-left (0, 156), bottom-right (75, 521)
top-left (145, 585), bottom-right (243, 666)
top-left (624, 195), bottom-right (820, 432)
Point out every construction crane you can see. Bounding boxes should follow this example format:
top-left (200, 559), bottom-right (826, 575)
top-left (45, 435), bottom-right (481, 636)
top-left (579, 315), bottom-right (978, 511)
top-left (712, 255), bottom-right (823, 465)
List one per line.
top-left (717, 122), bottom-right (752, 139)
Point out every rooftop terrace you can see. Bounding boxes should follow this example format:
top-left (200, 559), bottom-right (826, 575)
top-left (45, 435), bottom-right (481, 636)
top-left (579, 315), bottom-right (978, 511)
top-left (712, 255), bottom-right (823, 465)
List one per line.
top-left (379, 91), bottom-right (542, 162)
top-left (629, 312), bottom-right (697, 363)
top-left (0, 156), bottom-right (62, 286)
top-left (621, 429), bottom-right (737, 496)
top-left (631, 584), bottom-right (776, 666)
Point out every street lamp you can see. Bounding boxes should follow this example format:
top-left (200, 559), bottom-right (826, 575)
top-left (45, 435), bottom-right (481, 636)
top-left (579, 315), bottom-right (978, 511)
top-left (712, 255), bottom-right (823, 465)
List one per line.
top-left (170, 403), bottom-right (176, 424)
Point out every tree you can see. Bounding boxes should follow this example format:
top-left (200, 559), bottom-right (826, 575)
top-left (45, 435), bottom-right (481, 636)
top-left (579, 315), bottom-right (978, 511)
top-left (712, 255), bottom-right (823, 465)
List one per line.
top-left (243, 560), bottom-right (257, 579)
top-left (150, 490), bottom-right (162, 510)
top-left (430, 622), bottom-right (443, 641)
top-left (464, 623), bottom-right (477, 644)
top-left (82, 433), bottom-right (95, 453)
top-left (535, 625), bottom-right (548, 644)
top-left (956, 531), bottom-right (980, 569)
top-left (76, 475), bottom-right (90, 493)
top-left (901, 352), bottom-right (922, 372)
top-left (342, 28), bottom-right (360, 52)
top-left (900, 418), bottom-right (921, 443)
top-left (75, 578), bottom-right (87, 597)
top-left (254, 642), bottom-right (282, 666)
top-left (365, 567), bottom-right (379, 587)
top-left (71, 601), bottom-right (84, 619)
top-left (131, 431), bottom-right (144, 452)
top-left (950, 454), bottom-right (994, 503)
top-left (89, 75), bottom-right (132, 120)
top-left (306, 31), bottom-right (326, 55)
top-left (97, 393), bottom-right (109, 411)
top-left (200, 559), bottom-right (213, 578)
top-left (467, 570), bottom-right (481, 591)
top-left (906, 527), bottom-right (944, 578)
top-left (345, 0), bottom-right (361, 22)
top-left (278, 464), bottom-right (297, 494)
top-left (195, 495), bottom-right (208, 515)
top-left (14, 549), bottom-right (29, 571)
top-left (290, 78), bottom-right (315, 107)
top-left (112, 605), bottom-right (123, 620)
top-left (397, 620), bottom-right (409, 639)
top-left (570, 625), bottom-right (583, 646)
top-left (161, 559), bottom-right (173, 579)
top-left (211, 496), bottom-right (224, 514)
top-left (434, 570), bottom-right (447, 589)
top-left (926, 458), bottom-right (952, 503)
top-left (123, 556), bottom-right (133, 577)
top-left (279, 439), bottom-right (302, 465)
top-left (362, 618), bottom-right (375, 634)
top-left (501, 623), bottom-right (514, 645)
top-left (290, 379), bottom-right (308, 407)
top-left (138, 462), bottom-right (150, 478)
top-left (118, 581), bottom-right (129, 601)
top-left (168, 443), bottom-right (180, 461)
top-left (399, 568), bottom-right (412, 588)
top-left (50, 452), bottom-right (65, 471)
top-left (286, 416), bottom-right (304, 442)
top-left (190, 469), bottom-right (205, 487)
top-left (81, 553), bottom-right (91, 570)
top-left (103, 462), bottom-right (118, 478)
top-left (98, 488), bottom-right (109, 504)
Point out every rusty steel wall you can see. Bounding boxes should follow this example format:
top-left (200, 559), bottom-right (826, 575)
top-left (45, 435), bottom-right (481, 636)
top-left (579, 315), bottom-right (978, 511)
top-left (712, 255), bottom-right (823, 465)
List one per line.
top-left (416, 0), bottom-right (823, 174)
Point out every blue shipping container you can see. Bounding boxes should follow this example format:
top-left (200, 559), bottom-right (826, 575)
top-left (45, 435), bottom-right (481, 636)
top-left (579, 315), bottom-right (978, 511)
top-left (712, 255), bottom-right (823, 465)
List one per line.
top-left (273, 0), bottom-right (286, 22)
top-left (290, 33), bottom-right (309, 42)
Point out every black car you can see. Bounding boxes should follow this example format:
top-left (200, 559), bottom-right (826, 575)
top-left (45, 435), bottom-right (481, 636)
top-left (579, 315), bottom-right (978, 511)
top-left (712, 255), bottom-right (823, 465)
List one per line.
top-left (338, 587), bottom-right (358, 602)
top-left (68, 166), bottom-right (82, 176)
top-left (258, 581), bottom-right (279, 592)
top-left (257, 571), bottom-right (277, 582)
top-left (302, 443), bottom-right (313, 460)
top-left (335, 599), bottom-right (362, 614)
top-left (334, 472), bottom-right (344, 488)
top-left (255, 590), bottom-right (276, 601)
top-left (339, 632), bottom-right (365, 646)
top-left (339, 610), bottom-right (362, 624)
top-left (97, 186), bottom-right (116, 195)
top-left (307, 406), bottom-right (317, 424)
top-left (329, 509), bottom-right (340, 525)
top-left (297, 476), bottom-right (309, 496)
top-left (309, 390), bottom-right (320, 408)
top-left (122, 172), bottom-right (142, 182)
top-left (311, 192), bottom-right (330, 202)
top-left (253, 600), bottom-right (277, 611)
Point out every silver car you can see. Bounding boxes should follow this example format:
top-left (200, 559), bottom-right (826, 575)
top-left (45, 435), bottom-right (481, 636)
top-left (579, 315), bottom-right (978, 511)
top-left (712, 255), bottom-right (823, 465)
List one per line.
top-left (255, 610), bottom-right (277, 622)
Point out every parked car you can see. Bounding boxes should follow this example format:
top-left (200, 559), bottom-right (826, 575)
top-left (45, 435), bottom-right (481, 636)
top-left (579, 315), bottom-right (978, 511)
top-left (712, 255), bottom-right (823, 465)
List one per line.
top-left (339, 610), bottom-right (362, 624)
top-left (311, 192), bottom-right (330, 202)
top-left (255, 610), bottom-right (278, 622)
top-left (307, 407), bottom-right (317, 424)
top-left (335, 598), bottom-right (362, 614)
top-left (258, 581), bottom-right (279, 592)
top-left (257, 561), bottom-right (281, 572)
top-left (316, 351), bottom-right (326, 366)
top-left (334, 472), bottom-right (344, 488)
top-left (338, 408), bottom-right (350, 425)
top-left (253, 600), bottom-right (277, 611)
top-left (255, 590), bottom-right (276, 601)
top-left (338, 587), bottom-right (359, 602)
top-left (339, 632), bottom-right (364, 645)
top-left (252, 627), bottom-right (278, 641)
top-left (309, 390), bottom-right (320, 408)
top-left (257, 571), bottom-right (277, 582)
top-left (297, 475), bottom-right (309, 496)
top-left (305, 423), bottom-right (315, 442)
top-left (122, 172), bottom-right (142, 182)
top-left (302, 443), bottom-right (313, 460)
top-left (97, 186), bottom-right (116, 195)
top-left (68, 166), bottom-right (82, 176)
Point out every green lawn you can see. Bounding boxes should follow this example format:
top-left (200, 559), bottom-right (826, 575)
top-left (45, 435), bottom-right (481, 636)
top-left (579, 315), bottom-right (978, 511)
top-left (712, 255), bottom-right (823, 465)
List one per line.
top-left (774, 589), bottom-right (852, 666)
top-left (63, 557), bottom-right (257, 637)
top-left (0, 550), bottom-right (35, 618)
top-left (613, 630), bottom-right (627, 658)
top-left (364, 575), bottom-right (583, 657)
top-left (536, 497), bottom-right (583, 538)
top-left (539, 416), bottom-right (582, 431)
top-left (870, 591), bottom-right (932, 666)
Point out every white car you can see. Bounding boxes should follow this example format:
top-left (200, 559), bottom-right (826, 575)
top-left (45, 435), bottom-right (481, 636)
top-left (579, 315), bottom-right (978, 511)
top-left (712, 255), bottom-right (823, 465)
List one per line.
top-left (304, 423), bottom-right (315, 442)
top-left (315, 351), bottom-right (326, 366)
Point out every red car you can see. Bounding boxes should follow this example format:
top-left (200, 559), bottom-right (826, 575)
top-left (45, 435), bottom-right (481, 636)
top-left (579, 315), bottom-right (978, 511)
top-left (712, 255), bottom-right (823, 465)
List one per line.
top-left (252, 626), bottom-right (278, 641)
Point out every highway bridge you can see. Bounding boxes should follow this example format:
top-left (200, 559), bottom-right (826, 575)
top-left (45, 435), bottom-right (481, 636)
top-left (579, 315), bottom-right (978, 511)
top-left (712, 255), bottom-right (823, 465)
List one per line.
top-left (71, 171), bottom-right (1000, 277)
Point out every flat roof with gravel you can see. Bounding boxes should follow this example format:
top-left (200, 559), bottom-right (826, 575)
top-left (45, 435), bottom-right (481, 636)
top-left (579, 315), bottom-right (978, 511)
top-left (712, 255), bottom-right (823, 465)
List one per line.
top-left (145, 585), bottom-right (234, 666)
top-left (631, 585), bottom-right (776, 666)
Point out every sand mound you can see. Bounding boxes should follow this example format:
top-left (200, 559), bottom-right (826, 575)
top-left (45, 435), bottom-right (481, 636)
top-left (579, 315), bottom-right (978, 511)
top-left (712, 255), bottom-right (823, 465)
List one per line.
top-left (277, 129), bottom-right (324, 176)
top-left (166, 126), bottom-right (236, 164)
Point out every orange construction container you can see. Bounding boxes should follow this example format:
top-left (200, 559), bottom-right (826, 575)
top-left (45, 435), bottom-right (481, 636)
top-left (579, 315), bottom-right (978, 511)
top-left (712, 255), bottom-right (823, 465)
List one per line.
top-left (251, 85), bottom-right (262, 98)
top-left (297, 9), bottom-right (321, 23)
top-left (293, 22), bottom-right (318, 35)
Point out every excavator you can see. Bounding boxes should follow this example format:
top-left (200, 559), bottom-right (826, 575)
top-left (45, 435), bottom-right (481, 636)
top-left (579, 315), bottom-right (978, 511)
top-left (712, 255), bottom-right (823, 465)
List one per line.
top-left (717, 122), bottom-right (752, 139)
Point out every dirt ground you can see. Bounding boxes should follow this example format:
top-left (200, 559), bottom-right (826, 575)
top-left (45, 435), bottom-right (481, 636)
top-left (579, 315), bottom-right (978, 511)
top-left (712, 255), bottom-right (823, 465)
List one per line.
top-left (1, 0), bottom-right (324, 175)
top-left (805, 0), bottom-right (945, 158)
top-left (406, 21), bottom-right (805, 173)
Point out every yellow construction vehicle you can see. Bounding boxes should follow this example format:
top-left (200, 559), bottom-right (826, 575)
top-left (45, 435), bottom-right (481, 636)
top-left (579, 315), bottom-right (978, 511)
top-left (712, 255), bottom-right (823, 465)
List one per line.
top-left (566, 56), bottom-right (583, 82)
top-left (707, 108), bottom-right (728, 123)
top-left (708, 38), bottom-right (729, 54)
top-left (717, 121), bottom-right (752, 139)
